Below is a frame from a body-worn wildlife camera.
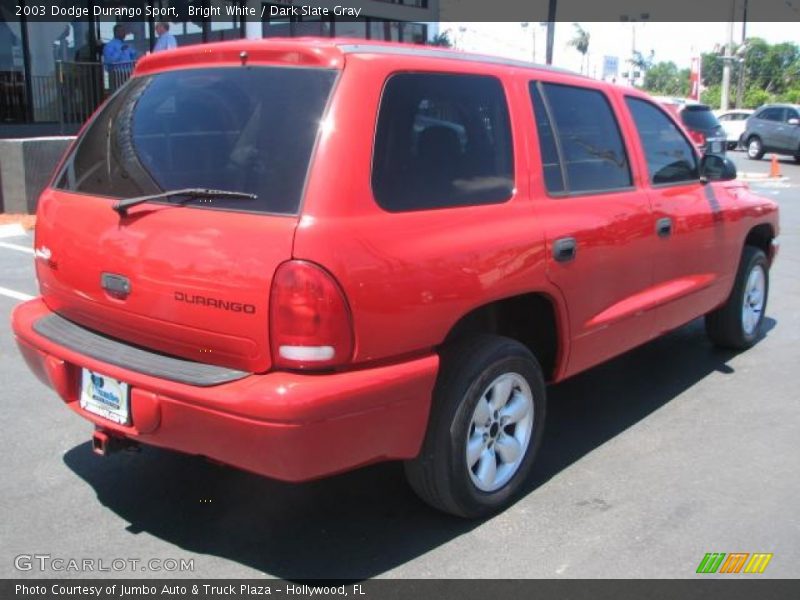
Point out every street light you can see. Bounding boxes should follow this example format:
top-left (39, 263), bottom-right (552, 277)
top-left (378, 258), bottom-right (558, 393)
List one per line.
top-left (520, 22), bottom-right (545, 63)
top-left (620, 13), bottom-right (650, 86)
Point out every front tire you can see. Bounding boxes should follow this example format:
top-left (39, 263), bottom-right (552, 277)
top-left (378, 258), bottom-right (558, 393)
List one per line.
top-left (404, 335), bottom-right (546, 518)
top-left (746, 136), bottom-right (764, 160)
top-left (706, 246), bottom-right (769, 350)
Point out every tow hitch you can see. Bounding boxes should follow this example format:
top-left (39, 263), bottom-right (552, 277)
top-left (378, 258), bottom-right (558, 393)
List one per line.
top-left (92, 429), bottom-right (139, 456)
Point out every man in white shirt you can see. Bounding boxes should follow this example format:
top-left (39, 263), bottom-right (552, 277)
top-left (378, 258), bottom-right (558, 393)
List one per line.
top-left (153, 22), bottom-right (177, 52)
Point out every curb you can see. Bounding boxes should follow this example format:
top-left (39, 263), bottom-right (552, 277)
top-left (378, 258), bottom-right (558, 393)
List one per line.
top-left (737, 174), bottom-right (789, 183)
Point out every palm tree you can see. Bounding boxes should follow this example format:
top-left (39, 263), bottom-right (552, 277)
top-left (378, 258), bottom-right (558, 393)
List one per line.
top-left (628, 50), bottom-right (655, 85)
top-left (568, 24), bottom-right (590, 74)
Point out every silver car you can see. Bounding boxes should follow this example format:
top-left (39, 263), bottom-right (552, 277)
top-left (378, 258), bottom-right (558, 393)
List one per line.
top-left (742, 103), bottom-right (800, 163)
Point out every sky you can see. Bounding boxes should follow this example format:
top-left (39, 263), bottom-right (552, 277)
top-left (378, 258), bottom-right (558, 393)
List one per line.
top-left (439, 22), bottom-right (800, 79)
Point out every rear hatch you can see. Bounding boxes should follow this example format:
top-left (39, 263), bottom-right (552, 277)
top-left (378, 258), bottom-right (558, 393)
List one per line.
top-left (36, 64), bottom-right (337, 373)
top-left (680, 105), bottom-right (726, 151)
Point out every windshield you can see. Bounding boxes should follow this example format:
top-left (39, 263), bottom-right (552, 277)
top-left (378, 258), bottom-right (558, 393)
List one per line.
top-left (680, 106), bottom-right (721, 131)
top-left (55, 66), bottom-right (337, 214)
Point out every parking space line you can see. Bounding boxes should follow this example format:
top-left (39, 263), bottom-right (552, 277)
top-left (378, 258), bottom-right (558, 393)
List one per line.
top-left (0, 286), bottom-right (34, 302)
top-left (0, 241), bottom-right (34, 254)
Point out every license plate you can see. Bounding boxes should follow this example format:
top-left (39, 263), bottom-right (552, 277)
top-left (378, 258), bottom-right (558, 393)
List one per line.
top-left (79, 369), bottom-right (130, 425)
top-left (710, 141), bottom-right (724, 154)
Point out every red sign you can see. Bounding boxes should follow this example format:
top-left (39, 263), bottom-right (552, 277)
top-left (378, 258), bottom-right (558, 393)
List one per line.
top-left (689, 56), bottom-right (702, 100)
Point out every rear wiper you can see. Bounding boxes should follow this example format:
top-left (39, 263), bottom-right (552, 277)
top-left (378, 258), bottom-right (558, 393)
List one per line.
top-left (113, 188), bottom-right (257, 216)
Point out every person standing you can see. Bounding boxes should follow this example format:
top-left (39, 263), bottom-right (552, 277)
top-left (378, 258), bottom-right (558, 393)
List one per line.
top-left (103, 24), bottom-right (137, 90)
top-left (153, 22), bottom-right (177, 52)
top-left (103, 24), bottom-right (137, 68)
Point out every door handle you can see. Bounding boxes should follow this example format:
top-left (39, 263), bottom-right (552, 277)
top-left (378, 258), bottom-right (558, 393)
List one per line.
top-left (656, 217), bottom-right (673, 238)
top-left (553, 237), bottom-right (577, 262)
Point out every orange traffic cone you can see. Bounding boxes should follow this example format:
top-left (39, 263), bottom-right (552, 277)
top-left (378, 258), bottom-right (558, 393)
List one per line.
top-left (769, 154), bottom-right (782, 178)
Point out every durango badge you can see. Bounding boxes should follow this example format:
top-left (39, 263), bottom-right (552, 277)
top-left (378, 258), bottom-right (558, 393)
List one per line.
top-left (174, 291), bottom-right (256, 314)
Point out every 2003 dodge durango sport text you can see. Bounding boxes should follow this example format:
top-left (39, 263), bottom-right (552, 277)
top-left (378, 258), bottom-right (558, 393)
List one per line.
top-left (12, 39), bottom-right (779, 518)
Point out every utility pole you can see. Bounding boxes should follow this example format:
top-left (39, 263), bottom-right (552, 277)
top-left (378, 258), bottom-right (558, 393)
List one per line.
top-left (720, 0), bottom-right (738, 110)
top-left (735, 0), bottom-right (749, 108)
top-left (546, 0), bottom-right (556, 65)
top-left (620, 13), bottom-right (649, 86)
top-left (630, 23), bottom-right (637, 86)
top-left (520, 22), bottom-right (536, 63)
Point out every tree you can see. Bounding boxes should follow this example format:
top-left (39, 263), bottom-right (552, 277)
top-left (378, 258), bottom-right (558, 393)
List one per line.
top-left (428, 31), bottom-right (452, 48)
top-left (693, 38), bottom-right (800, 108)
top-left (627, 50), bottom-right (654, 85)
top-left (568, 24), bottom-right (590, 74)
top-left (701, 85), bottom-right (721, 107)
top-left (643, 61), bottom-right (691, 96)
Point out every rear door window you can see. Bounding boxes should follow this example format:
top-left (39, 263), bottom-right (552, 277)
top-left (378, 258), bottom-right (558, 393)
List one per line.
top-left (371, 73), bottom-right (514, 212)
top-left (625, 97), bottom-right (699, 185)
top-left (530, 82), bottom-right (632, 194)
top-left (55, 67), bottom-right (337, 214)
top-left (757, 107), bottom-right (786, 122)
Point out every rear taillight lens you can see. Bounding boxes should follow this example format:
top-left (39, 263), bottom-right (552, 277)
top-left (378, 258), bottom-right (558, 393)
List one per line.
top-left (689, 129), bottom-right (706, 148)
top-left (270, 260), bottom-right (353, 370)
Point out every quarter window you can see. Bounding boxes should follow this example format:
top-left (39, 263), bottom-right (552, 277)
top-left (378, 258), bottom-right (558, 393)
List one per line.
top-left (372, 73), bottom-right (514, 211)
top-left (529, 82), bottom-right (632, 194)
top-left (625, 97), bottom-right (699, 185)
top-left (529, 84), bottom-right (564, 193)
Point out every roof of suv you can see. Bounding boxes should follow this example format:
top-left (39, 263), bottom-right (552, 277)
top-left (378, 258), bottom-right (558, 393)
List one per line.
top-left (134, 36), bottom-right (586, 80)
top-left (757, 103), bottom-right (800, 110)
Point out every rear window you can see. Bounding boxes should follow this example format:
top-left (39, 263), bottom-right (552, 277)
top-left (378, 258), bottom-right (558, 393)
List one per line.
top-left (680, 106), bottom-right (721, 131)
top-left (55, 66), bottom-right (337, 214)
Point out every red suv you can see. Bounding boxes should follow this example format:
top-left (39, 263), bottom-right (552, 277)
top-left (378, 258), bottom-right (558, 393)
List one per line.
top-left (12, 39), bottom-right (779, 518)
top-left (654, 97), bottom-right (728, 155)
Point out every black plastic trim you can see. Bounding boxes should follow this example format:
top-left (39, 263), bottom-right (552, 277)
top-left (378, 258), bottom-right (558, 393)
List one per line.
top-left (33, 313), bottom-right (250, 387)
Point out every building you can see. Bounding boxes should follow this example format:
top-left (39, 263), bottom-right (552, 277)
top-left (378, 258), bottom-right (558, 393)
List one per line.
top-left (0, 0), bottom-right (439, 138)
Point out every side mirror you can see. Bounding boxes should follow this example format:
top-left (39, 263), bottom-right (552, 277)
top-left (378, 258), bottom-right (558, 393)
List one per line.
top-left (700, 154), bottom-right (737, 183)
top-left (788, 118), bottom-right (800, 126)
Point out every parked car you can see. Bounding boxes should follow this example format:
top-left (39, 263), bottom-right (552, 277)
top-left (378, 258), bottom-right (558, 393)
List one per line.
top-left (741, 103), bottom-right (800, 163)
top-left (654, 97), bottom-right (728, 155)
top-left (12, 39), bottom-right (779, 518)
top-left (715, 108), bottom-right (754, 150)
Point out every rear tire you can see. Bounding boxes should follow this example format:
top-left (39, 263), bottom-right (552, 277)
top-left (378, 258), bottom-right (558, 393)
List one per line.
top-left (746, 136), bottom-right (764, 160)
top-left (706, 246), bottom-right (769, 350)
top-left (404, 335), bottom-right (546, 518)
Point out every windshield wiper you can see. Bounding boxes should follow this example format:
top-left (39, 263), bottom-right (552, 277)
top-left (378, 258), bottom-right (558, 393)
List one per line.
top-left (113, 188), bottom-right (257, 216)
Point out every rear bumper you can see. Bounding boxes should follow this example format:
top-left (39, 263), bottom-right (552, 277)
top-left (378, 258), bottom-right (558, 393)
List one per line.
top-left (12, 298), bottom-right (438, 482)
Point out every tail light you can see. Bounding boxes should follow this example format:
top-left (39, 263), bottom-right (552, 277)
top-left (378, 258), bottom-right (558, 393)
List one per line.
top-left (689, 130), bottom-right (706, 148)
top-left (270, 260), bottom-right (353, 370)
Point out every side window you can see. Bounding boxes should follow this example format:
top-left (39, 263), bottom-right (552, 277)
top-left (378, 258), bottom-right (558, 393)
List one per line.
top-left (531, 82), bottom-right (632, 194)
top-left (759, 107), bottom-right (785, 122)
top-left (371, 73), bottom-right (514, 212)
top-left (787, 108), bottom-right (799, 121)
top-left (625, 97), bottom-right (699, 185)
top-left (718, 114), bottom-right (731, 122)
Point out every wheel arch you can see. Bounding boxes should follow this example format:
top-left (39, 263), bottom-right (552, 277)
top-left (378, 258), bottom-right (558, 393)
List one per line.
top-left (442, 292), bottom-right (566, 383)
top-left (744, 223), bottom-right (776, 264)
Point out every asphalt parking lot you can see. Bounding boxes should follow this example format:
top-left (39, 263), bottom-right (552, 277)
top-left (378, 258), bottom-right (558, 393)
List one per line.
top-left (0, 152), bottom-right (798, 579)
